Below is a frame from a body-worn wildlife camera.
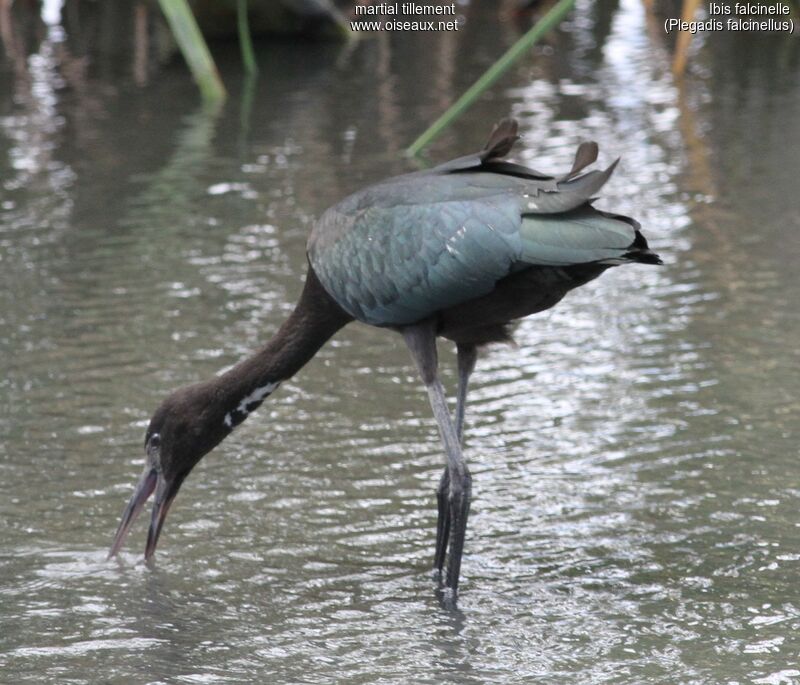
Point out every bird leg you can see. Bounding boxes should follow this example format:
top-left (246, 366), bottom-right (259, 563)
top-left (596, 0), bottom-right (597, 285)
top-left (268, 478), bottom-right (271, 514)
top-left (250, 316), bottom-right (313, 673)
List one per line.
top-left (434, 469), bottom-right (450, 576)
top-left (455, 343), bottom-right (478, 442)
top-left (403, 321), bottom-right (472, 595)
top-left (435, 343), bottom-right (477, 574)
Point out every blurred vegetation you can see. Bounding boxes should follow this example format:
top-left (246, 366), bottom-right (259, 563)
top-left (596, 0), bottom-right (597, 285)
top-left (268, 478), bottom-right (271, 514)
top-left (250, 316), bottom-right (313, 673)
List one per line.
top-left (190, 0), bottom-right (349, 39)
top-left (159, 0), bottom-right (226, 100)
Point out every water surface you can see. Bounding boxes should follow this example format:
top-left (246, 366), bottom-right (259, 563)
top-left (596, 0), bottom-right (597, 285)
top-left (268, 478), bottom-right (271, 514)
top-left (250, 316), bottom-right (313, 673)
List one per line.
top-left (2, 2), bottom-right (800, 683)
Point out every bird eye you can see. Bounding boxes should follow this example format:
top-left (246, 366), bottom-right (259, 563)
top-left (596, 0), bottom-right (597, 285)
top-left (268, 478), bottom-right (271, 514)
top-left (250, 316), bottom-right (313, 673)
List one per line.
top-left (148, 433), bottom-right (161, 450)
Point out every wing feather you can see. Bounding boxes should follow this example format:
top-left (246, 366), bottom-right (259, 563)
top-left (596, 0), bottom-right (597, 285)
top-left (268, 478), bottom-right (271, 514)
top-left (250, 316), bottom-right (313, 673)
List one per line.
top-left (309, 190), bottom-right (522, 325)
top-left (519, 207), bottom-right (638, 266)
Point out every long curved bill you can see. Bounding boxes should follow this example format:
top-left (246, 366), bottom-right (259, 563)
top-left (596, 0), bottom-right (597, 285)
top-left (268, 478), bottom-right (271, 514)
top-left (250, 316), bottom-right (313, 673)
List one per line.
top-left (143, 474), bottom-right (182, 561)
top-left (108, 465), bottom-right (184, 561)
top-left (108, 466), bottom-right (157, 558)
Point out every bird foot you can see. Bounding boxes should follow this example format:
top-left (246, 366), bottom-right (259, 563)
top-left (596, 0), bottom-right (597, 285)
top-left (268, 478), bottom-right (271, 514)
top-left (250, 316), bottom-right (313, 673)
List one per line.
top-left (435, 585), bottom-right (460, 611)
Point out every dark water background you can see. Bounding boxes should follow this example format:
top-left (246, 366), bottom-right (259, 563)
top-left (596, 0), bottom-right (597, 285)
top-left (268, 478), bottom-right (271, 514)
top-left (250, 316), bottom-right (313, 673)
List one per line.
top-left (2, 1), bottom-right (800, 682)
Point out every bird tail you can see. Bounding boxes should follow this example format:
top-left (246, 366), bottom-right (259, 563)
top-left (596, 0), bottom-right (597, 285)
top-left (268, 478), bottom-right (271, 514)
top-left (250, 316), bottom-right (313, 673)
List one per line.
top-left (519, 206), bottom-right (662, 267)
top-left (617, 226), bottom-right (662, 265)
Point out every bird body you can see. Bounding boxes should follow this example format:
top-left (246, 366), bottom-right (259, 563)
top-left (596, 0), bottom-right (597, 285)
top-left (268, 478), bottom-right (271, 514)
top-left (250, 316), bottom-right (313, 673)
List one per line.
top-left (309, 119), bottom-right (657, 336)
top-left (109, 119), bottom-right (660, 600)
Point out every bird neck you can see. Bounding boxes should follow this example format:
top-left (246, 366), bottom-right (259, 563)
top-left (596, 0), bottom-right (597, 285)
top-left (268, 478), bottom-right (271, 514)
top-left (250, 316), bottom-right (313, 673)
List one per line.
top-left (215, 267), bottom-right (352, 430)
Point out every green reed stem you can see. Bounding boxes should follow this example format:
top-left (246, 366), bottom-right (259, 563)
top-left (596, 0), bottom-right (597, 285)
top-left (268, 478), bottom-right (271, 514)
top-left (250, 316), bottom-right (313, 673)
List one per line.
top-left (406, 0), bottom-right (576, 157)
top-left (158, 0), bottom-right (226, 102)
top-left (237, 0), bottom-right (258, 75)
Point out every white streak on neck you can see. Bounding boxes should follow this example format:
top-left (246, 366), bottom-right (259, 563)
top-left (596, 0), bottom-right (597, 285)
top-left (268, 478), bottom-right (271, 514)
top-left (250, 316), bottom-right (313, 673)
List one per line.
top-left (224, 380), bottom-right (281, 428)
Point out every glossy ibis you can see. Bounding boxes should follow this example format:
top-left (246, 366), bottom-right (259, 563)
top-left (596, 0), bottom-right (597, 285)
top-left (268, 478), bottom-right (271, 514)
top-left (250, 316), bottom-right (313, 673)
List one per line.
top-left (109, 118), bottom-right (660, 597)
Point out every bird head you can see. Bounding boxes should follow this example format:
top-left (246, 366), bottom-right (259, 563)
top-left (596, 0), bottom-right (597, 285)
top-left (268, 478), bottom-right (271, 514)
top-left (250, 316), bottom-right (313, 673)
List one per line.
top-left (108, 382), bottom-right (227, 561)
